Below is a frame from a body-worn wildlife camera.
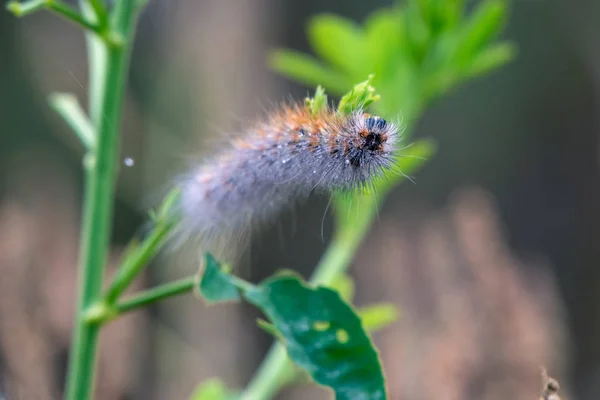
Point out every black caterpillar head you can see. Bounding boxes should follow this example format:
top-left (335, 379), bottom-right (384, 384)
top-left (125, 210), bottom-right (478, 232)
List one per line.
top-left (347, 115), bottom-right (396, 169)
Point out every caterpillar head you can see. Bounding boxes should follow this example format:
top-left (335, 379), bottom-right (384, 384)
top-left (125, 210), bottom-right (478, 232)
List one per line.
top-left (346, 114), bottom-right (398, 169)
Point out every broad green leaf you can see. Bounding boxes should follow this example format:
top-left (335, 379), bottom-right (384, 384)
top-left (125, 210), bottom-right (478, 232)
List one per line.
top-left (189, 378), bottom-right (237, 400)
top-left (195, 258), bottom-right (386, 398)
top-left (269, 50), bottom-right (351, 95)
top-left (358, 303), bottom-right (400, 332)
top-left (244, 275), bottom-right (387, 400)
top-left (197, 253), bottom-right (241, 304)
top-left (467, 42), bottom-right (516, 77)
top-left (308, 14), bottom-right (368, 77)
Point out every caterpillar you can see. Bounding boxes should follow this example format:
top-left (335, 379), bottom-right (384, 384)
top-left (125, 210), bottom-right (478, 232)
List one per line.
top-left (173, 102), bottom-right (400, 261)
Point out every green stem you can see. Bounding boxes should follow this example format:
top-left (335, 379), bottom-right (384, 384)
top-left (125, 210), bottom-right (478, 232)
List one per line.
top-left (87, 0), bottom-right (107, 26)
top-left (239, 345), bottom-right (296, 400)
top-left (64, 1), bottom-right (140, 399)
top-left (49, 93), bottom-right (96, 149)
top-left (116, 277), bottom-right (197, 315)
top-left (104, 220), bottom-right (174, 304)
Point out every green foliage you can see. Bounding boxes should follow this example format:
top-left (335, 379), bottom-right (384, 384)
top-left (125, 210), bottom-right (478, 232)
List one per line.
top-left (196, 255), bottom-right (386, 400)
top-left (245, 276), bottom-right (386, 400)
top-left (337, 74), bottom-right (380, 114)
top-left (305, 85), bottom-right (328, 115)
top-left (271, 0), bottom-right (514, 123)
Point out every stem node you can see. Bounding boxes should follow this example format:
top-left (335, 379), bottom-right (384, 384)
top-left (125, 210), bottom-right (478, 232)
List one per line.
top-left (84, 301), bottom-right (117, 325)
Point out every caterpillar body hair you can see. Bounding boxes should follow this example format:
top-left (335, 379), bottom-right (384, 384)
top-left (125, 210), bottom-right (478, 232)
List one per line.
top-left (173, 103), bottom-right (400, 261)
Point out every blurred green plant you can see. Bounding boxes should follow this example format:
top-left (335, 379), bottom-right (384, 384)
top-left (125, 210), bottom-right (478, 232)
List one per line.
top-left (6, 0), bottom-right (513, 399)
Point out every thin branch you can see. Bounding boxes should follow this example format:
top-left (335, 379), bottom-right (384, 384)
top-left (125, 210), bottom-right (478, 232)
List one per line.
top-left (116, 277), bottom-right (197, 315)
top-left (49, 93), bottom-right (96, 150)
top-left (7, 0), bottom-right (103, 34)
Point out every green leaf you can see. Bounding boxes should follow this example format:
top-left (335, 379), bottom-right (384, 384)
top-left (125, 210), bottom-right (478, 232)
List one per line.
top-left (455, 0), bottom-right (507, 67)
top-left (307, 14), bottom-right (367, 77)
top-left (404, 0), bottom-right (431, 64)
top-left (467, 42), bottom-right (516, 77)
top-left (430, 0), bottom-right (465, 31)
top-left (420, 31), bottom-right (462, 100)
top-left (305, 85), bottom-right (328, 116)
top-left (358, 303), bottom-right (400, 332)
top-left (197, 253), bottom-right (241, 304)
top-left (269, 50), bottom-right (351, 95)
top-left (189, 378), bottom-right (238, 400)
top-left (337, 74), bottom-right (380, 114)
top-left (244, 275), bottom-right (387, 400)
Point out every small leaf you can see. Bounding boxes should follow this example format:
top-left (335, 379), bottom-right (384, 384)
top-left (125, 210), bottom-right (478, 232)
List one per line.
top-left (337, 74), bottom-right (380, 114)
top-left (358, 303), bottom-right (400, 332)
top-left (197, 253), bottom-right (241, 304)
top-left (305, 85), bottom-right (328, 116)
top-left (244, 275), bottom-right (387, 400)
top-left (307, 14), bottom-right (367, 77)
top-left (189, 378), bottom-right (237, 400)
top-left (269, 50), bottom-right (351, 95)
top-left (467, 42), bottom-right (516, 77)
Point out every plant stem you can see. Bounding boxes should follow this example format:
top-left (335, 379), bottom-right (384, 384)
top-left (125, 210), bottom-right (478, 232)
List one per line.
top-left (239, 345), bottom-right (295, 400)
top-left (116, 277), bottom-right (197, 315)
top-left (104, 219), bottom-right (174, 304)
top-left (49, 93), bottom-right (96, 149)
top-left (64, 1), bottom-right (140, 399)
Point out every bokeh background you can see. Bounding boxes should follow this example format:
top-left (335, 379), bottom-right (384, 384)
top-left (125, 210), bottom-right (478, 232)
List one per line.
top-left (1, 0), bottom-right (599, 399)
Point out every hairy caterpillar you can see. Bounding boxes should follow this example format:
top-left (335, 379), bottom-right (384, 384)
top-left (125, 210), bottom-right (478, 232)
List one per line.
top-left (173, 103), bottom-right (400, 260)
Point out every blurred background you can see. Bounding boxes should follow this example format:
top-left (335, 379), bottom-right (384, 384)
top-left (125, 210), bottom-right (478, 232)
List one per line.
top-left (0, 0), bottom-right (599, 399)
